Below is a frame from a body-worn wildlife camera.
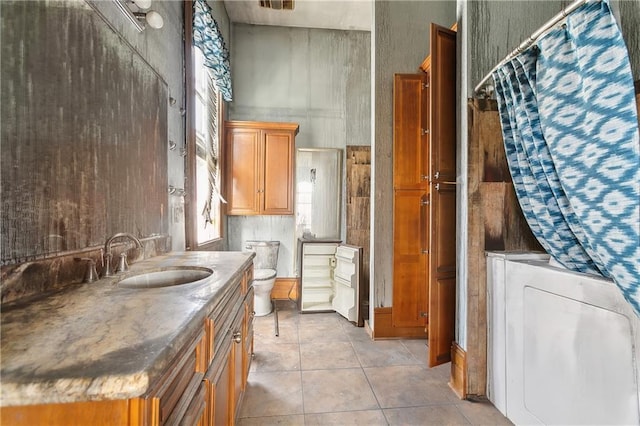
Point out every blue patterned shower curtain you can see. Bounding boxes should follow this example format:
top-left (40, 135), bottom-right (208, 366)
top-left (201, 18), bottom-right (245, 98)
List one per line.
top-left (493, 0), bottom-right (640, 315)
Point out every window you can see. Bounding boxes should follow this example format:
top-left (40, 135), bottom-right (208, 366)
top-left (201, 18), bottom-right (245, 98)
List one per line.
top-left (185, 2), bottom-right (224, 249)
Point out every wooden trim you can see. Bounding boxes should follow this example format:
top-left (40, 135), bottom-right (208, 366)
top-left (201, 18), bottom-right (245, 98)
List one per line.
top-left (449, 342), bottom-right (467, 399)
top-left (271, 277), bottom-right (298, 300)
top-left (184, 0), bottom-right (197, 250)
top-left (1, 400), bottom-right (132, 426)
top-left (419, 22), bottom-right (457, 73)
top-left (185, 0), bottom-right (226, 250)
top-left (224, 120), bottom-right (299, 135)
top-left (634, 79), bottom-right (639, 94)
top-left (419, 55), bottom-right (431, 74)
top-left (372, 307), bottom-right (428, 339)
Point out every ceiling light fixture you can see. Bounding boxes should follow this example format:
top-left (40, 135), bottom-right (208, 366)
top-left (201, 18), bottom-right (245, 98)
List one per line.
top-left (114, 0), bottom-right (164, 32)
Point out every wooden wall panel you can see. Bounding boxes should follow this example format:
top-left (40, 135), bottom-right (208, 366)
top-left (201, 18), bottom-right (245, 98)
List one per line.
top-left (346, 146), bottom-right (371, 320)
top-left (271, 278), bottom-right (298, 301)
top-left (465, 99), bottom-right (543, 397)
top-left (450, 342), bottom-right (467, 399)
top-left (373, 307), bottom-right (428, 339)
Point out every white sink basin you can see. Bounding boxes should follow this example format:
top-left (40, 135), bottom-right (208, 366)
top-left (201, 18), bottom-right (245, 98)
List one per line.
top-left (117, 267), bottom-right (213, 289)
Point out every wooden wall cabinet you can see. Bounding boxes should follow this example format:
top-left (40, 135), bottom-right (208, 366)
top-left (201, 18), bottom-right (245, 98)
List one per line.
top-left (225, 121), bottom-right (299, 215)
top-left (391, 23), bottom-right (457, 367)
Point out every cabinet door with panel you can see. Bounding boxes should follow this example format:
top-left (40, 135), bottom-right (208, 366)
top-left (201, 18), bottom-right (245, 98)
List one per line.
top-left (225, 127), bottom-right (261, 215)
top-left (225, 121), bottom-right (299, 216)
top-left (391, 24), bottom-right (457, 351)
top-left (262, 130), bottom-right (295, 214)
top-left (427, 23), bottom-right (457, 367)
top-left (393, 74), bottom-right (430, 190)
top-left (392, 190), bottom-right (429, 328)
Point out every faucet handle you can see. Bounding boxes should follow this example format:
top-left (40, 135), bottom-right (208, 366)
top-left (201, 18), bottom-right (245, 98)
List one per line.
top-left (102, 252), bottom-right (114, 277)
top-left (74, 258), bottom-right (99, 283)
top-left (116, 253), bottom-right (129, 273)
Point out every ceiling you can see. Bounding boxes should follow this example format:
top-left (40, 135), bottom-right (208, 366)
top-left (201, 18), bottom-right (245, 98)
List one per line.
top-left (223, 0), bottom-right (372, 32)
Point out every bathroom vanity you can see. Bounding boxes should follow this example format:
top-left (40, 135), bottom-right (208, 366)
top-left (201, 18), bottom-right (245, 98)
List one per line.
top-left (297, 240), bottom-right (364, 326)
top-left (0, 251), bottom-right (255, 425)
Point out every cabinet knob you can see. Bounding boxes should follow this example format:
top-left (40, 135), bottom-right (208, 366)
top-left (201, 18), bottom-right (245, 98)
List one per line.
top-left (233, 331), bottom-right (242, 344)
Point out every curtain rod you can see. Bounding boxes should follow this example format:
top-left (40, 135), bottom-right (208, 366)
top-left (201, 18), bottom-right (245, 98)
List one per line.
top-left (473, 0), bottom-right (594, 97)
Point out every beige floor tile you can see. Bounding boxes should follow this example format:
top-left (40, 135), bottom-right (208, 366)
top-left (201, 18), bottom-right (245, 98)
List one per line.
top-left (298, 311), bottom-right (344, 326)
top-left (251, 342), bottom-right (301, 372)
top-left (301, 368), bottom-right (380, 414)
top-left (340, 321), bottom-right (373, 342)
top-left (352, 339), bottom-right (422, 367)
top-left (239, 306), bottom-right (506, 425)
top-left (273, 302), bottom-right (301, 323)
top-left (305, 409), bottom-right (388, 425)
top-left (365, 365), bottom-right (459, 408)
top-left (401, 339), bottom-right (428, 363)
top-left (298, 323), bottom-right (350, 343)
top-left (239, 371), bottom-right (304, 418)
top-left (300, 341), bottom-right (360, 370)
top-left (384, 405), bottom-right (471, 425)
top-left (431, 361), bottom-right (454, 380)
top-left (237, 414), bottom-right (305, 426)
top-left (254, 321), bottom-right (299, 344)
top-left (455, 400), bottom-right (513, 425)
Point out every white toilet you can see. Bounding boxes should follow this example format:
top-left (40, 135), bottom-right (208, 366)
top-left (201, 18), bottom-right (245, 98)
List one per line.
top-left (245, 240), bottom-right (280, 316)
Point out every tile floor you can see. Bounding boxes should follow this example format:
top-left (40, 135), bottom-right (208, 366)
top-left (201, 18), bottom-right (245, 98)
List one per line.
top-left (238, 301), bottom-right (512, 425)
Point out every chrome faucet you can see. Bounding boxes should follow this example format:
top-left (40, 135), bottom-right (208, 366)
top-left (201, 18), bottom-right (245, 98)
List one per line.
top-left (102, 233), bottom-right (143, 277)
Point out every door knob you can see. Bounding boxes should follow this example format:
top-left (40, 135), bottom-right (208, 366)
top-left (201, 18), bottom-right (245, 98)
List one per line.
top-left (233, 331), bottom-right (242, 344)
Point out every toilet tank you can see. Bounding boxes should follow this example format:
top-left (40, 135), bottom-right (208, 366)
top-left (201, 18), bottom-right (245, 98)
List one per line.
top-left (245, 241), bottom-right (280, 270)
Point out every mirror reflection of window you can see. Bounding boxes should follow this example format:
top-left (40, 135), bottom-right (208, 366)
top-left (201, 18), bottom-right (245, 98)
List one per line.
top-left (295, 149), bottom-right (342, 241)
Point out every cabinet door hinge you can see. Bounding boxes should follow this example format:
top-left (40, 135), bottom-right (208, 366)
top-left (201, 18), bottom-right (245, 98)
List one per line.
top-left (420, 311), bottom-right (428, 319)
top-left (421, 128), bottom-right (429, 136)
top-left (422, 82), bottom-right (429, 89)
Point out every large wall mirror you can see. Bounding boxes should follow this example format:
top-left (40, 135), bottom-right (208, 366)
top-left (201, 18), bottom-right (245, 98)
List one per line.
top-left (295, 148), bottom-right (342, 241)
top-left (1, 1), bottom-right (168, 264)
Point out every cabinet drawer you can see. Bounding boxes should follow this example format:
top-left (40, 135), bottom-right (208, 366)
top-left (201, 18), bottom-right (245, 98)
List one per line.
top-left (178, 382), bottom-right (206, 426)
top-left (207, 284), bottom-right (242, 365)
top-left (242, 265), bottom-right (254, 296)
top-left (148, 330), bottom-right (205, 425)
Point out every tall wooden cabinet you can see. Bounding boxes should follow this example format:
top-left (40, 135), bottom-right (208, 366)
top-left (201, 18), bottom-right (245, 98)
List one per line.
top-left (393, 71), bottom-right (430, 330)
top-left (392, 23), bottom-right (457, 367)
top-left (224, 121), bottom-right (299, 215)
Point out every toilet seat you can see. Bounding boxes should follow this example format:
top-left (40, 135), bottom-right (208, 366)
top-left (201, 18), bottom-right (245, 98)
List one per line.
top-left (253, 268), bottom-right (276, 283)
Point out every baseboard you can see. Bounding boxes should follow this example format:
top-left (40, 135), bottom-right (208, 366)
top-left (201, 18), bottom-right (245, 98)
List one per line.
top-left (372, 307), bottom-right (428, 339)
top-left (271, 278), bottom-right (298, 301)
top-left (449, 342), bottom-right (467, 399)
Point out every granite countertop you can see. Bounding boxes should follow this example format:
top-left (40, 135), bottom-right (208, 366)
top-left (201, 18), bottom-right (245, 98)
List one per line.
top-left (0, 251), bottom-right (254, 407)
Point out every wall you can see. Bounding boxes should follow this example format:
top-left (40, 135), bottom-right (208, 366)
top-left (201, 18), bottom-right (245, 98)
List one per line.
top-left (227, 24), bottom-right (370, 277)
top-left (371, 1), bottom-right (456, 320)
